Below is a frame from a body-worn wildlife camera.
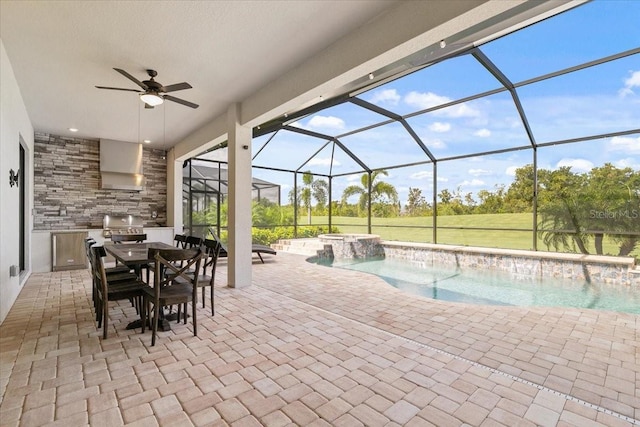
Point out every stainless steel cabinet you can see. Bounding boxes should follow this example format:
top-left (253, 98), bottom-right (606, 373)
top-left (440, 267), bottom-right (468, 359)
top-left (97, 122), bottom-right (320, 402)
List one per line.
top-left (52, 231), bottom-right (88, 271)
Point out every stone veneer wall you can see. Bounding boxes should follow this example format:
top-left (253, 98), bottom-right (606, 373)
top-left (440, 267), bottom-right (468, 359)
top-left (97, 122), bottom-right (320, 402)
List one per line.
top-left (34, 133), bottom-right (167, 230)
top-left (382, 242), bottom-right (639, 287)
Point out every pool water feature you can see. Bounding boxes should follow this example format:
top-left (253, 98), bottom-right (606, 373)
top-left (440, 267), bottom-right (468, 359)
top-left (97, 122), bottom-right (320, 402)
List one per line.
top-left (312, 257), bottom-right (640, 314)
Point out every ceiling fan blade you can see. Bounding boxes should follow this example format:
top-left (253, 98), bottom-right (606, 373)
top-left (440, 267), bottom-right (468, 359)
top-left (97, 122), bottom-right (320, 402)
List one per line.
top-left (114, 68), bottom-right (148, 90)
top-left (161, 82), bottom-right (192, 93)
top-left (164, 95), bottom-right (199, 109)
top-left (95, 86), bottom-right (141, 92)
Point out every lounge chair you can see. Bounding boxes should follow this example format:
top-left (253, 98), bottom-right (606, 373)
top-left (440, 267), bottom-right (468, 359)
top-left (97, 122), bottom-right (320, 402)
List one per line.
top-left (208, 228), bottom-right (276, 263)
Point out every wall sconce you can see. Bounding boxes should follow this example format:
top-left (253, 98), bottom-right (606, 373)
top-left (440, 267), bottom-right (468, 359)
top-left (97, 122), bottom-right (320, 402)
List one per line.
top-left (9, 169), bottom-right (19, 187)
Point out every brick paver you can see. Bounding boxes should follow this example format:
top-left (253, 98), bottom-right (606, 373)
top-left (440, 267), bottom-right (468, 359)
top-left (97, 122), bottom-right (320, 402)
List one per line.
top-left (0, 252), bottom-right (638, 426)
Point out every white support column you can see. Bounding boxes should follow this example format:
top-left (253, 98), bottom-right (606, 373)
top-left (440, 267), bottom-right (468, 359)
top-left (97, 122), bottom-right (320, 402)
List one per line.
top-left (166, 148), bottom-right (183, 234)
top-left (227, 103), bottom-right (253, 288)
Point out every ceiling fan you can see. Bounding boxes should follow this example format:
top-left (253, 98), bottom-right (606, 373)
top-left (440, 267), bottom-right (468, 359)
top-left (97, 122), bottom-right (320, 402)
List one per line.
top-left (96, 68), bottom-right (199, 109)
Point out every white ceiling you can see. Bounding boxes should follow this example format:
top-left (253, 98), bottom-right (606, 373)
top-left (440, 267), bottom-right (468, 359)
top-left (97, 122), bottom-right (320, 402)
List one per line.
top-left (0, 0), bottom-right (400, 149)
top-left (1, 1), bottom-right (575, 154)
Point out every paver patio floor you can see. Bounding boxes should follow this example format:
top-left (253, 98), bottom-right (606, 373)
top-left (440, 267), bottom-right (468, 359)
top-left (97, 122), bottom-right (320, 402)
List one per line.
top-left (0, 252), bottom-right (638, 426)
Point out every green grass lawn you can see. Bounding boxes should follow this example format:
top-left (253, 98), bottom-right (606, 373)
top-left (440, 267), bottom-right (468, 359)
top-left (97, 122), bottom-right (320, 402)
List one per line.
top-left (306, 213), bottom-right (638, 258)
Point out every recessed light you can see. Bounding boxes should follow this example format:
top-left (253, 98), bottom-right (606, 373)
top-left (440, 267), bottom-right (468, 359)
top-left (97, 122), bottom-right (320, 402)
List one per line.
top-left (143, 139), bottom-right (151, 144)
top-left (69, 128), bottom-right (78, 132)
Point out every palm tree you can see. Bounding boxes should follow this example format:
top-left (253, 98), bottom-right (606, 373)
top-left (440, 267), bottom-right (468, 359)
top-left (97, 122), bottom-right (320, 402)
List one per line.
top-left (291, 171), bottom-right (328, 224)
top-left (341, 170), bottom-right (398, 216)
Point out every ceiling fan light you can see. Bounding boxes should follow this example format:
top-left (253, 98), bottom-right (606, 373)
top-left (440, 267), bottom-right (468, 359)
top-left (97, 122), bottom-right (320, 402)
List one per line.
top-left (140, 93), bottom-right (163, 106)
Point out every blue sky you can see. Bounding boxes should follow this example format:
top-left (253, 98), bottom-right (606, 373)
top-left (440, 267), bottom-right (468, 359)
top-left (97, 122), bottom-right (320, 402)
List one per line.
top-left (205, 0), bottom-right (640, 206)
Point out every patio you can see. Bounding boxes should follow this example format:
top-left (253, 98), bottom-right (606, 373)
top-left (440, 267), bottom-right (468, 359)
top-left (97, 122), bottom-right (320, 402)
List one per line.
top-left (0, 252), bottom-right (638, 426)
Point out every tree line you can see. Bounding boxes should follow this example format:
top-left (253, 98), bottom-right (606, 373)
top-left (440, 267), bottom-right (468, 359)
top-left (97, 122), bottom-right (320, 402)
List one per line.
top-left (288, 164), bottom-right (639, 256)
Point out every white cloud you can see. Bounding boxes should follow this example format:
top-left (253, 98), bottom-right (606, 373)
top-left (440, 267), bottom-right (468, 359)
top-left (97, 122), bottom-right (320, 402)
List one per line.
top-left (468, 169), bottom-right (492, 177)
top-left (429, 122), bottom-right (451, 133)
top-left (308, 157), bottom-right (340, 167)
top-left (474, 128), bottom-right (491, 137)
top-left (506, 166), bottom-right (519, 176)
top-left (619, 70), bottom-right (640, 97)
top-left (410, 171), bottom-right (432, 180)
top-left (459, 179), bottom-right (485, 187)
top-left (608, 135), bottom-right (640, 154)
top-left (556, 158), bottom-right (594, 173)
top-left (437, 103), bottom-right (481, 118)
top-left (307, 115), bottom-right (345, 130)
top-left (369, 89), bottom-right (401, 105)
top-left (424, 138), bottom-right (446, 149)
top-left (404, 91), bottom-right (450, 109)
top-left (614, 157), bottom-right (640, 169)
top-left (404, 91), bottom-right (482, 118)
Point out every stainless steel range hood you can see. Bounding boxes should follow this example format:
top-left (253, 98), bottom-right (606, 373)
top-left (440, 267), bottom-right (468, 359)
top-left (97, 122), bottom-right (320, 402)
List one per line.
top-left (100, 139), bottom-right (146, 191)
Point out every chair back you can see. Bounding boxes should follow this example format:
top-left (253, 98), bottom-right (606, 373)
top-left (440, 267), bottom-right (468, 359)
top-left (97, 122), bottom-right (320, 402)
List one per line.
top-left (202, 239), bottom-right (221, 280)
top-left (174, 234), bottom-right (187, 248)
top-left (91, 245), bottom-right (109, 301)
top-left (185, 235), bottom-right (203, 248)
top-left (208, 228), bottom-right (228, 257)
top-left (149, 248), bottom-right (202, 300)
top-left (112, 234), bottom-right (147, 244)
top-left (84, 237), bottom-right (97, 268)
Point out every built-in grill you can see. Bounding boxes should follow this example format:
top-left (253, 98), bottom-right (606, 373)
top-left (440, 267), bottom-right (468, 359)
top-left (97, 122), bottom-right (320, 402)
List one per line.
top-left (103, 215), bottom-right (145, 239)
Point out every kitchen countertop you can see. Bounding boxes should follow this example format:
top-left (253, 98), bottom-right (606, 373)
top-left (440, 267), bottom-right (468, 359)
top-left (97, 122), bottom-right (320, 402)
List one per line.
top-left (34, 226), bottom-right (174, 232)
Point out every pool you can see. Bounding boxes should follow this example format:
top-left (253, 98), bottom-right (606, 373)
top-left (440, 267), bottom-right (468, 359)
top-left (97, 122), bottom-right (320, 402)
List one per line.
top-left (312, 257), bottom-right (640, 314)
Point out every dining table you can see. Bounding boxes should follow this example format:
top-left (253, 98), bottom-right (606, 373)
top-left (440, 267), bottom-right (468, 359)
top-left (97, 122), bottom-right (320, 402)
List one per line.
top-left (104, 241), bottom-right (177, 331)
top-left (104, 241), bottom-right (175, 268)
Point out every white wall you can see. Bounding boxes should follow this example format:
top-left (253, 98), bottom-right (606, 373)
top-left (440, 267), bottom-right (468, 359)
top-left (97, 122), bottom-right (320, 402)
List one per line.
top-left (0, 39), bottom-right (34, 324)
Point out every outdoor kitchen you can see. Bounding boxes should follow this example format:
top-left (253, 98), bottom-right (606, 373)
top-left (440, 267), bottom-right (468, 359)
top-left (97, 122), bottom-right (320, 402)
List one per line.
top-left (31, 133), bottom-right (175, 272)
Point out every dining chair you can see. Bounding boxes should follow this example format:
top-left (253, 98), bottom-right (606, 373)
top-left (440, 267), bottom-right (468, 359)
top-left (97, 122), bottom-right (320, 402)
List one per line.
top-left (199, 239), bottom-right (221, 315)
top-left (111, 234), bottom-right (147, 244)
top-left (185, 235), bottom-right (203, 248)
top-left (173, 234), bottom-right (187, 248)
top-left (111, 233), bottom-right (149, 280)
top-left (85, 237), bottom-right (137, 311)
top-left (91, 245), bottom-right (148, 339)
top-left (142, 247), bottom-right (203, 346)
top-left (173, 238), bottom-right (221, 315)
top-left (85, 237), bottom-right (132, 274)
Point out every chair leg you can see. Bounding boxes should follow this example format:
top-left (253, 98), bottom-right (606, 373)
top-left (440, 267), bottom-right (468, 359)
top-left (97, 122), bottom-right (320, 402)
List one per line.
top-left (192, 300), bottom-right (197, 336)
top-left (140, 297), bottom-right (146, 333)
top-left (96, 297), bottom-right (102, 326)
top-left (92, 279), bottom-right (98, 311)
top-left (103, 299), bottom-right (109, 340)
top-left (202, 287), bottom-right (205, 309)
top-left (210, 286), bottom-right (214, 316)
top-left (151, 301), bottom-right (159, 346)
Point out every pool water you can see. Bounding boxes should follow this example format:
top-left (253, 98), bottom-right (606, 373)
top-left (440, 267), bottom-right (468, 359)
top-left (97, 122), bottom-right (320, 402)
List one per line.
top-left (313, 257), bottom-right (640, 314)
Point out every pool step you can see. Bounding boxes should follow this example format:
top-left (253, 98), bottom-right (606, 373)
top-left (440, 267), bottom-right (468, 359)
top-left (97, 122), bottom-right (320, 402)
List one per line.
top-left (272, 238), bottom-right (325, 256)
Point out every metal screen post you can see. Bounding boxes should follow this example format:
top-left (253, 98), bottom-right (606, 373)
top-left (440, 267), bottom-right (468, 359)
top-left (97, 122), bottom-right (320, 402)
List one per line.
top-left (328, 176), bottom-right (332, 232)
top-left (433, 162), bottom-right (438, 244)
top-left (532, 149), bottom-right (538, 251)
top-left (367, 171), bottom-right (372, 234)
top-left (293, 172), bottom-right (298, 238)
